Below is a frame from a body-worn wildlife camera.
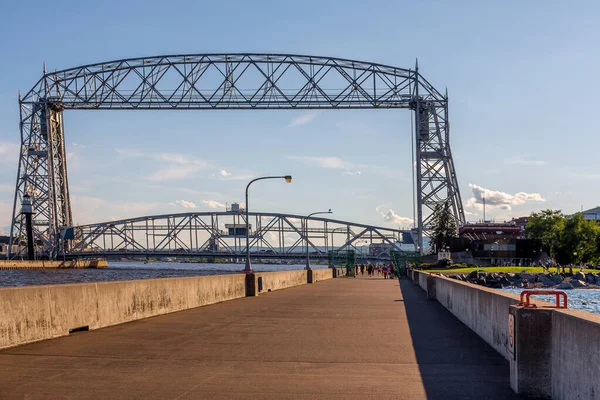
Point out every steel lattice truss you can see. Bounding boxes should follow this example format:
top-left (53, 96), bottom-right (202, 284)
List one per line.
top-left (10, 53), bottom-right (464, 259)
top-left (68, 211), bottom-right (407, 260)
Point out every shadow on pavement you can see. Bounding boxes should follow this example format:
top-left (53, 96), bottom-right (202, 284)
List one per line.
top-left (399, 278), bottom-right (523, 400)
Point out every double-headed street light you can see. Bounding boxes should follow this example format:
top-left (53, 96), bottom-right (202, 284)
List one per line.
top-left (305, 209), bottom-right (332, 270)
top-left (244, 175), bottom-right (292, 274)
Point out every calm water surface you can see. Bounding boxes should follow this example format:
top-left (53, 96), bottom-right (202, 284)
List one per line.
top-left (503, 287), bottom-right (600, 316)
top-left (0, 261), bottom-right (328, 288)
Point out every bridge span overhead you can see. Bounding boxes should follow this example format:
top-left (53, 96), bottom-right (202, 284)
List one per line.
top-left (70, 211), bottom-right (409, 260)
top-left (9, 53), bottom-right (465, 259)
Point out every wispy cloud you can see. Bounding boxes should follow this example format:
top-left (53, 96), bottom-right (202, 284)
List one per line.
top-left (465, 183), bottom-right (545, 211)
top-left (504, 154), bottom-right (547, 166)
top-left (287, 155), bottom-right (403, 178)
top-left (146, 153), bottom-right (210, 181)
top-left (175, 199), bottom-right (196, 209)
top-left (115, 148), bottom-right (145, 158)
top-left (213, 168), bottom-right (254, 181)
top-left (147, 165), bottom-right (205, 181)
top-left (289, 111), bottom-right (319, 128)
top-left (0, 141), bottom-right (19, 167)
top-left (202, 200), bottom-right (226, 209)
top-left (286, 155), bottom-right (348, 169)
top-left (70, 196), bottom-right (161, 224)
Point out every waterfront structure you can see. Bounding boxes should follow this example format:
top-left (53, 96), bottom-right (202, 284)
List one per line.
top-left (68, 211), bottom-right (408, 262)
top-left (9, 53), bottom-right (464, 259)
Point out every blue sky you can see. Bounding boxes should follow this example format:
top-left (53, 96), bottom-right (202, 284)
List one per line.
top-left (0, 0), bottom-right (599, 233)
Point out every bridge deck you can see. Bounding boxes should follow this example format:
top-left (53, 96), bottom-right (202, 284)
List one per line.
top-left (0, 276), bottom-right (519, 399)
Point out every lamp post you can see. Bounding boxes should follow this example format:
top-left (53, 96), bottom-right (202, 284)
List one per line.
top-left (305, 209), bottom-right (332, 270)
top-left (244, 175), bottom-right (292, 273)
top-left (329, 227), bottom-right (346, 268)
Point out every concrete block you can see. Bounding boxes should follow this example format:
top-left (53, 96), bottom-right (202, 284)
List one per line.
top-left (509, 306), bottom-right (553, 398)
top-left (0, 286), bottom-right (51, 348)
top-left (255, 271), bottom-right (307, 292)
top-left (47, 283), bottom-right (99, 335)
top-left (310, 268), bottom-right (334, 283)
top-left (245, 273), bottom-right (257, 297)
top-left (426, 275), bottom-right (436, 299)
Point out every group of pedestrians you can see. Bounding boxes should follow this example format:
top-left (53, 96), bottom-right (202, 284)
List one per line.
top-left (356, 262), bottom-right (396, 279)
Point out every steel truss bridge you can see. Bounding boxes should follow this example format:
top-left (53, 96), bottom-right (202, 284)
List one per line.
top-left (67, 211), bottom-right (409, 261)
top-left (9, 53), bottom-right (464, 260)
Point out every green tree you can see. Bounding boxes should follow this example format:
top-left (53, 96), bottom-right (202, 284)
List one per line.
top-left (430, 202), bottom-right (457, 253)
top-left (525, 209), bottom-right (565, 260)
top-left (558, 213), bottom-right (600, 265)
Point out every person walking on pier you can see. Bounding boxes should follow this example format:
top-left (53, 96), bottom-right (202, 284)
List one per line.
top-left (382, 264), bottom-right (389, 279)
top-left (367, 263), bottom-right (374, 277)
top-left (360, 264), bottom-right (365, 275)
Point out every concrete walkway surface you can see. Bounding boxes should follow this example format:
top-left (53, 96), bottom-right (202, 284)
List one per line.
top-left (0, 275), bottom-right (521, 399)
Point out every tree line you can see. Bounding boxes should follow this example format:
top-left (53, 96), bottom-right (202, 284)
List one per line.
top-left (526, 210), bottom-right (600, 265)
top-left (429, 204), bottom-right (600, 265)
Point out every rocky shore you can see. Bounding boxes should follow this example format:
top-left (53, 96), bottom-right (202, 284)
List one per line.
top-left (447, 271), bottom-right (600, 290)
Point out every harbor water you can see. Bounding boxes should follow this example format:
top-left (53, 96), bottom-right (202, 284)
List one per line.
top-left (0, 261), bottom-right (328, 288)
top-left (503, 287), bottom-right (600, 316)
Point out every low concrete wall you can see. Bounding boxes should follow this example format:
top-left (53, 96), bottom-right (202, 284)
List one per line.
top-left (410, 271), bottom-right (600, 399)
top-left (0, 259), bottom-right (108, 269)
top-left (311, 268), bottom-right (334, 283)
top-left (417, 271), bottom-right (428, 291)
top-left (551, 309), bottom-right (600, 399)
top-left (0, 274), bottom-right (246, 349)
top-left (429, 272), bottom-right (520, 360)
top-left (255, 270), bottom-right (307, 293)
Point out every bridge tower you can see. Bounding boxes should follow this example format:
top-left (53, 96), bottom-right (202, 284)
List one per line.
top-left (412, 61), bottom-right (465, 251)
top-left (10, 92), bottom-right (73, 259)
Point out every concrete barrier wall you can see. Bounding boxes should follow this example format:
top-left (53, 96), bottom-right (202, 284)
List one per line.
top-left (311, 268), bottom-right (334, 283)
top-left (417, 271), bottom-right (428, 291)
top-left (551, 310), bottom-right (600, 399)
top-left (256, 270), bottom-right (307, 292)
top-left (410, 271), bottom-right (600, 399)
top-left (430, 273), bottom-right (520, 360)
top-left (0, 274), bottom-right (246, 349)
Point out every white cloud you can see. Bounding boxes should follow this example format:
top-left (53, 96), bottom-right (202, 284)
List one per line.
top-left (287, 155), bottom-right (348, 169)
top-left (376, 206), bottom-right (413, 227)
top-left (71, 196), bottom-right (161, 224)
top-left (146, 165), bottom-right (204, 181)
top-left (202, 200), bottom-right (226, 209)
top-left (287, 155), bottom-right (403, 178)
top-left (504, 154), bottom-right (547, 166)
top-left (115, 148), bottom-right (145, 158)
top-left (289, 111), bottom-right (319, 127)
top-left (146, 153), bottom-right (210, 181)
top-left (465, 183), bottom-right (545, 211)
top-left (214, 168), bottom-right (254, 181)
top-left (0, 141), bottom-right (19, 167)
top-left (175, 199), bottom-right (196, 209)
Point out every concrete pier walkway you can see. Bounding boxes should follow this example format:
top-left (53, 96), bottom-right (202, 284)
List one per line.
top-left (0, 276), bottom-right (520, 399)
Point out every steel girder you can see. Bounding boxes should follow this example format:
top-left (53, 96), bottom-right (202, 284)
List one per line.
top-left (9, 53), bottom-right (464, 259)
top-left (68, 211), bottom-right (408, 260)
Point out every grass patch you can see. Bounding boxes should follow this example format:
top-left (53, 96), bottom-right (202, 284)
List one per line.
top-left (426, 266), bottom-right (600, 274)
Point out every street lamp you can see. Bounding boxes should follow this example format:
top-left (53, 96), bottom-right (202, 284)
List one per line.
top-left (244, 175), bottom-right (292, 273)
top-left (305, 209), bottom-right (332, 270)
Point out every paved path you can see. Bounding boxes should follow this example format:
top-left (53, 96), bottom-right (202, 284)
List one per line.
top-left (0, 276), bottom-right (520, 399)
